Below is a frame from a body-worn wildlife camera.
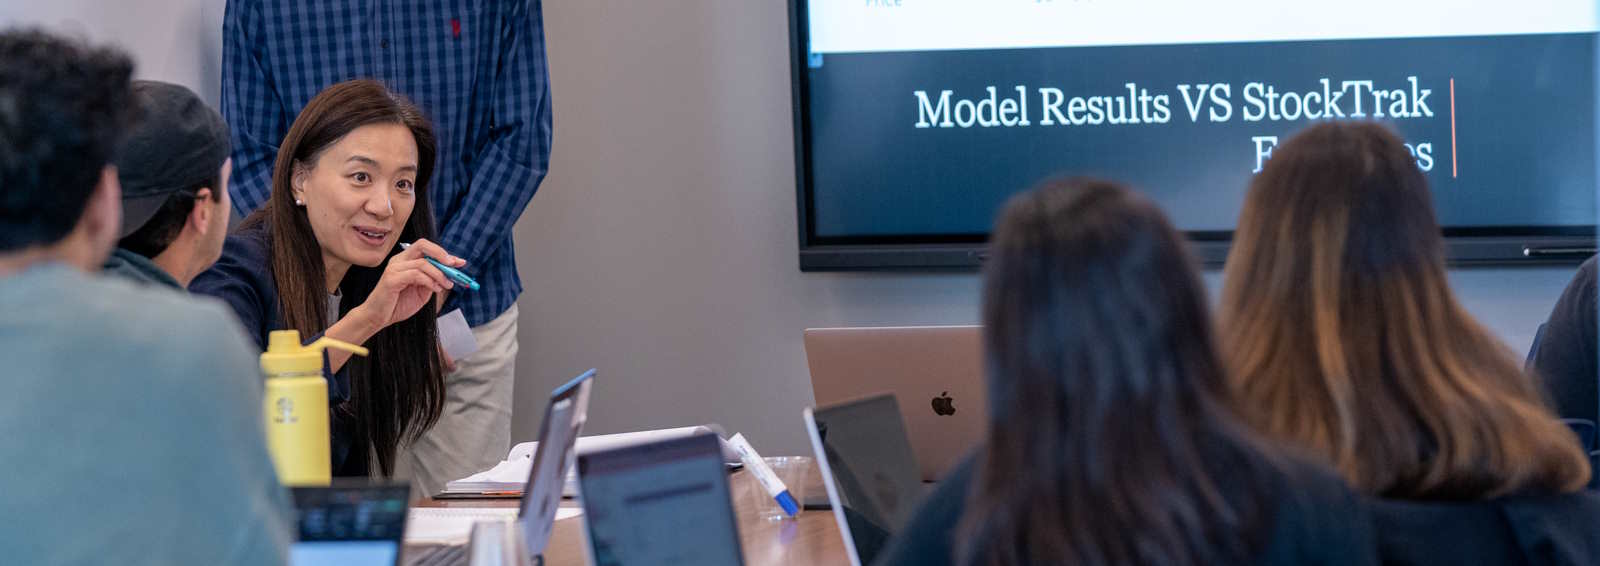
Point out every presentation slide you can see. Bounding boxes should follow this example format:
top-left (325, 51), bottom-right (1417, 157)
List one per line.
top-left (800, 0), bottom-right (1598, 241)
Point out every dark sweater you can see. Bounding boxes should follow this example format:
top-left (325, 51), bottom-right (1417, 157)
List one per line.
top-left (1529, 256), bottom-right (1598, 423)
top-left (189, 224), bottom-right (365, 476)
top-left (1371, 491), bottom-right (1600, 565)
top-left (874, 451), bottom-right (1377, 566)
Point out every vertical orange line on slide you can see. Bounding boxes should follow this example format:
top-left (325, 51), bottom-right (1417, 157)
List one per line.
top-left (1450, 78), bottom-right (1458, 178)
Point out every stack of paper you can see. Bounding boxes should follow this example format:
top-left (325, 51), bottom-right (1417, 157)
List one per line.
top-left (438, 425), bottom-right (740, 497)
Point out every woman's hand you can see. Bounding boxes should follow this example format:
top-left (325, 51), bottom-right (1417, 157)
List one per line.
top-left (350, 239), bottom-right (466, 331)
top-left (324, 239), bottom-right (464, 373)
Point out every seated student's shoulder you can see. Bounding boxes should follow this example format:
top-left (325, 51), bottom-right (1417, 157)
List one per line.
top-left (189, 224), bottom-right (277, 342)
top-left (208, 223), bottom-right (272, 282)
top-left (47, 266), bottom-right (260, 375)
top-left (1499, 489), bottom-right (1600, 562)
top-left (1251, 450), bottom-right (1378, 566)
top-left (223, 221), bottom-right (270, 254)
top-left (4, 267), bottom-right (290, 565)
top-left (1373, 489), bottom-right (1600, 566)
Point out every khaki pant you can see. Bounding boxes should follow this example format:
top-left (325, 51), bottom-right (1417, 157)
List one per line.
top-left (396, 304), bottom-right (518, 497)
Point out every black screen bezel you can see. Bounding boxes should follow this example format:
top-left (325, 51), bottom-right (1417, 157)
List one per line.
top-left (786, 0), bottom-right (1596, 271)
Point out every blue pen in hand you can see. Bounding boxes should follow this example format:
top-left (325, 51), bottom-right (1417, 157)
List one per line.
top-left (400, 242), bottom-right (480, 291)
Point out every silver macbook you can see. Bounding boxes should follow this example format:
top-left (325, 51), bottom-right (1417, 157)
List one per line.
top-left (804, 325), bottom-right (986, 481)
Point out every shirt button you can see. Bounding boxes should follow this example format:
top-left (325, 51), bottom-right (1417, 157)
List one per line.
top-left (380, 39), bottom-right (389, 49)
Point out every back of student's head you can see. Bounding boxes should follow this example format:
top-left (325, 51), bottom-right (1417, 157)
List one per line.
top-left (960, 178), bottom-right (1276, 566)
top-left (115, 81), bottom-right (231, 261)
top-left (0, 29), bottom-right (135, 253)
top-left (1220, 121), bottom-right (1589, 499)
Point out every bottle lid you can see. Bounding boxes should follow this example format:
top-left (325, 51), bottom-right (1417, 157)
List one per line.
top-left (260, 330), bottom-right (369, 376)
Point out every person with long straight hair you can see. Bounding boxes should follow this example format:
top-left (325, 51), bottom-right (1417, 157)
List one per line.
top-left (1221, 121), bottom-right (1589, 498)
top-left (1220, 121), bottom-right (1600, 562)
top-left (876, 178), bottom-right (1376, 566)
top-left (193, 79), bottom-right (460, 478)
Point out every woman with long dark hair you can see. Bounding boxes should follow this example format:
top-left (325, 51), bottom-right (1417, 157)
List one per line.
top-left (876, 178), bottom-right (1375, 566)
top-left (1219, 122), bottom-right (1599, 562)
top-left (193, 79), bottom-right (458, 477)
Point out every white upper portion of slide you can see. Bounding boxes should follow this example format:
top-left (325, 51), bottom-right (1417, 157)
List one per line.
top-left (807, 0), bottom-right (1599, 54)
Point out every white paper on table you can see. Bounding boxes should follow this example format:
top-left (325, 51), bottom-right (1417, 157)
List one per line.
top-left (443, 425), bottom-right (741, 496)
top-left (436, 308), bottom-right (480, 362)
top-left (405, 507), bottom-right (583, 546)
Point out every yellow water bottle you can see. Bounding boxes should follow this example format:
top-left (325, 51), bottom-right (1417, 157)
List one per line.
top-left (260, 330), bottom-right (368, 486)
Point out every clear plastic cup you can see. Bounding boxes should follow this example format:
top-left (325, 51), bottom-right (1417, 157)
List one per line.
top-left (746, 456), bottom-right (813, 521)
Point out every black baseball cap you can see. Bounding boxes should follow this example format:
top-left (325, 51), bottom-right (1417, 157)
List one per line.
top-left (115, 80), bottom-right (231, 238)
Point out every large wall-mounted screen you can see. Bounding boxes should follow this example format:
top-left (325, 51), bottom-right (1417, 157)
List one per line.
top-left (791, 0), bottom-right (1599, 269)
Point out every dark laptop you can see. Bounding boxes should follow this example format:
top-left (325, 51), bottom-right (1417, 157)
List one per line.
top-left (576, 433), bottom-right (745, 566)
top-left (405, 368), bottom-right (595, 566)
top-left (291, 482), bottom-right (411, 566)
top-left (804, 394), bottom-right (925, 566)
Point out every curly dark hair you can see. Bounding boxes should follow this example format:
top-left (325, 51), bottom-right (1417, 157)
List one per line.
top-left (0, 28), bottom-right (136, 252)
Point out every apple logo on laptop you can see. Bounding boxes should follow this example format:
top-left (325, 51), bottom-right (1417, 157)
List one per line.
top-left (931, 391), bottom-right (956, 416)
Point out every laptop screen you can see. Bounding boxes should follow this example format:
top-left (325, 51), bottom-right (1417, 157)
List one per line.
top-left (520, 368), bottom-right (595, 556)
top-left (809, 394), bottom-right (924, 565)
top-left (290, 484), bottom-right (409, 566)
top-left (577, 433), bottom-right (744, 566)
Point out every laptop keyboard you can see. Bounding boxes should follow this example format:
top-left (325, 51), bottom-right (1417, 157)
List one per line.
top-left (405, 544), bottom-right (467, 566)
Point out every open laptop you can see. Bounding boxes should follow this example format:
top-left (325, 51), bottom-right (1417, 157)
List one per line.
top-left (804, 326), bottom-right (986, 481)
top-left (291, 482), bottom-right (411, 566)
top-left (576, 432), bottom-right (745, 566)
top-left (405, 368), bottom-right (595, 566)
top-left (804, 394), bottom-right (926, 566)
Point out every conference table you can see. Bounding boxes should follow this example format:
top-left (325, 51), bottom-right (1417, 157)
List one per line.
top-left (407, 464), bottom-right (849, 565)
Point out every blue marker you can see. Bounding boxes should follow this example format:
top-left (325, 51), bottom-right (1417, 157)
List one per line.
top-left (728, 433), bottom-right (800, 517)
top-left (400, 242), bottom-right (480, 291)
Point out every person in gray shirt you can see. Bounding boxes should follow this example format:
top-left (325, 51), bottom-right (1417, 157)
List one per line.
top-left (0, 29), bottom-right (291, 564)
top-left (103, 81), bottom-right (233, 291)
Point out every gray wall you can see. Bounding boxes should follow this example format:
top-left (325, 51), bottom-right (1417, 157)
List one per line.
top-left (0, 0), bottom-right (225, 104)
top-left (4, 1), bottom-right (1582, 459)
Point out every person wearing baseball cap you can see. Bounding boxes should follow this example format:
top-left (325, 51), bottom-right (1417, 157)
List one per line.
top-left (103, 80), bottom-right (233, 290)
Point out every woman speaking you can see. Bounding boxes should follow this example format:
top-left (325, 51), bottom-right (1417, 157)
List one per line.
top-left (194, 79), bottom-right (461, 478)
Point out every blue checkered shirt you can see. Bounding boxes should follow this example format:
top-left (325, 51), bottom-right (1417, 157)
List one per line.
top-left (222, 0), bottom-right (551, 327)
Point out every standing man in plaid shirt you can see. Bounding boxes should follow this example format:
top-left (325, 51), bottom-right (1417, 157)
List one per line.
top-left (221, 0), bottom-right (551, 494)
